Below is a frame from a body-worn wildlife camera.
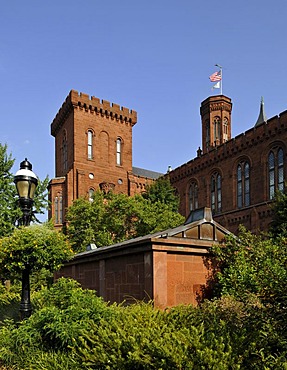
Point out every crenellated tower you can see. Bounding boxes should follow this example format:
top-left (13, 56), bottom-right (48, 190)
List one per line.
top-left (48, 90), bottom-right (138, 226)
top-left (200, 95), bottom-right (232, 154)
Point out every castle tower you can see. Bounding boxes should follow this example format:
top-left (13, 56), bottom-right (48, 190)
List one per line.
top-left (200, 95), bottom-right (232, 154)
top-left (48, 90), bottom-right (137, 226)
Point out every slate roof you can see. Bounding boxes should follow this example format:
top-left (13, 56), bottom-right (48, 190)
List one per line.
top-left (132, 166), bottom-right (163, 180)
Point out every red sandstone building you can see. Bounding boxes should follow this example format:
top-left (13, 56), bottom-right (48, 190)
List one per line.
top-left (49, 90), bottom-right (286, 234)
top-left (169, 95), bottom-right (285, 234)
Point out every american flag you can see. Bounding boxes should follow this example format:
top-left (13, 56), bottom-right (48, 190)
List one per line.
top-left (209, 71), bottom-right (222, 82)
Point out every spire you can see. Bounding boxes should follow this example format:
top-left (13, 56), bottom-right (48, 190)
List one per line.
top-left (255, 96), bottom-right (267, 127)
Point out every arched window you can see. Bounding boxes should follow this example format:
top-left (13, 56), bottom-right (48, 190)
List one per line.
top-left (205, 120), bottom-right (210, 148)
top-left (62, 131), bottom-right (67, 171)
top-left (223, 117), bottom-right (228, 142)
top-left (211, 172), bottom-right (222, 213)
top-left (237, 161), bottom-right (250, 208)
top-left (189, 182), bottom-right (198, 211)
top-left (87, 130), bottom-right (93, 160)
top-left (213, 117), bottom-right (221, 141)
top-left (278, 148), bottom-right (284, 192)
top-left (54, 194), bottom-right (63, 224)
top-left (116, 138), bottom-right (122, 165)
top-left (268, 148), bottom-right (284, 199)
top-left (89, 188), bottom-right (95, 202)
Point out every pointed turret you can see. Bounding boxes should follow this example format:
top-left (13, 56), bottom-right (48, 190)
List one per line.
top-left (255, 97), bottom-right (267, 126)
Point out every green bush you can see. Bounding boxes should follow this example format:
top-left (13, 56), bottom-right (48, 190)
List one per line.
top-left (0, 278), bottom-right (287, 369)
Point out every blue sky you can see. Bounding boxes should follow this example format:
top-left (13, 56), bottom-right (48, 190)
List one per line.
top-left (1, 1), bottom-right (287, 193)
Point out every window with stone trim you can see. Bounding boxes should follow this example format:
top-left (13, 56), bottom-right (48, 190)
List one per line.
top-left (189, 182), bottom-right (198, 211)
top-left (62, 131), bottom-right (67, 171)
top-left (54, 193), bottom-right (63, 224)
top-left (213, 116), bottom-right (221, 142)
top-left (237, 161), bottom-right (250, 208)
top-left (89, 188), bottom-right (95, 202)
top-left (205, 119), bottom-right (210, 148)
top-left (268, 147), bottom-right (284, 199)
top-left (211, 172), bottom-right (222, 213)
top-left (87, 130), bottom-right (93, 160)
top-left (223, 117), bottom-right (229, 142)
top-left (116, 137), bottom-right (122, 165)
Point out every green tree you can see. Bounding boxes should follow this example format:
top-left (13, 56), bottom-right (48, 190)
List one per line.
top-left (144, 177), bottom-right (179, 212)
top-left (0, 143), bottom-right (19, 237)
top-left (0, 224), bottom-right (73, 281)
top-left (210, 227), bottom-right (287, 305)
top-left (65, 192), bottom-right (113, 251)
top-left (66, 190), bottom-right (184, 252)
top-left (269, 189), bottom-right (287, 238)
top-left (33, 175), bottom-right (50, 223)
top-left (206, 227), bottom-right (287, 361)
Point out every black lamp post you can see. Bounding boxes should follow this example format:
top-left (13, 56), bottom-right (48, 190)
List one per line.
top-left (14, 158), bottom-right (38, 319)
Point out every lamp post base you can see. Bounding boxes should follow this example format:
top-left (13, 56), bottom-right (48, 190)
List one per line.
top-left (20, 267), bottom-right (32, 320)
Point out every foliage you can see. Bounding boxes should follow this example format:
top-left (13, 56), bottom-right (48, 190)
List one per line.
top-left (32, 175), bottom-right (50, 223)
top-left (0, 279), bottom-right (241, 369)
top-left (143, 177), bottom-right (180, 212)
top-left (66, 190), bottom-right (184, 252)
top-left (0, 224), bottom-right (73, 280)
top-left (0, 144), bottom-right (19, 238)
top-left (0, 281), bottom-right (20, 322)
top-left (0, 279), bottom-right (118, 369)
top-left (73, 302), bottom-right (239, 369)
top-left (169, 297), bottom-right (287, 369)
top-left (205, 226), bottom-right (287, 366)
top-left (269, 189), bottom-right (287, 238)
top-left (0, 277), bottom-right (287, 369)
top-left (209, 226), bottom-right (287, 308)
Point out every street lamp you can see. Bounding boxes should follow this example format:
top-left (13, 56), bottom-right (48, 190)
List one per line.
top-left (14, 158), bottom-right (38, 319)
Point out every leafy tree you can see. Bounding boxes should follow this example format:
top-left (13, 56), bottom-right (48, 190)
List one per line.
top-left (0, 143), bottom-right (19, 237)
top-left (269, 189), bottom-right (287, 238)
top-left (209, 226), bottom-right (287, 305)
top-left (0, 224), bottom-right (74, 281)
top-left (33, 175), bottom-right (50, 223)
top-left (206, 226), bottom-right (287, 362)
top-left (143, 177), bottom-right (179, 212)
top-left (66, 190), bottom-right (184, 252)
top-left (0, 143), bottom-right (49, 236)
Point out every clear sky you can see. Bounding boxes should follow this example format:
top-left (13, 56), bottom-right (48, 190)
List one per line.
top-left (1, 1), bottom-right (287, 194)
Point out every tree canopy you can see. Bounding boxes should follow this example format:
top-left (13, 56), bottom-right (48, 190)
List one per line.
top-left (209, 226), bottom-right (287, 306)
top-left (0, 144), bottom-right (19, 237)
top-left (143, 177), bottom-right (180, 212)
top-left (269, 189), bottom-right (287, 238)
top-left (0, 224), bottom-right (73, 280)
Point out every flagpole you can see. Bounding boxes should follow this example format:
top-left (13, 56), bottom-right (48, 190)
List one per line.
top-left (215, 64), bottom-right (223, 95)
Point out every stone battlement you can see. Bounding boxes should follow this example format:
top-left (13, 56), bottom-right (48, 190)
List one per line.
top-left (51, 90), bottom-right (137, 136)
